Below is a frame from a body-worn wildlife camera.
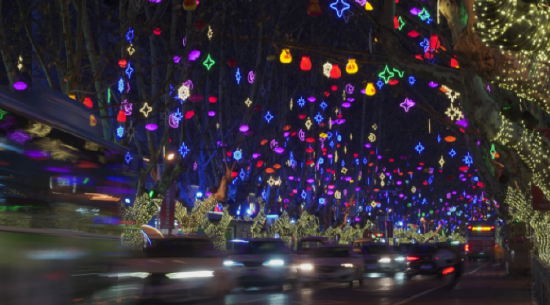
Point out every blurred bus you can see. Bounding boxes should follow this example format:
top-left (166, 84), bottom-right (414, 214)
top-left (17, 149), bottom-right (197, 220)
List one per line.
top-left (465, 221), bottom-right (496, 260)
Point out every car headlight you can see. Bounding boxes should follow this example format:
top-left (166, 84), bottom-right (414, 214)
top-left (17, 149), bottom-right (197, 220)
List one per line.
top-left (378, 258), bottom-right (391, 263)
top-left (165, 271), bottom-right (214, 279)
top-left (101, 272), bottom-right (150, 279)
top-left (300, 264), bottom-right (313, 271)
top-left (263, 259), bottom-right (285, 267)
top-left (341, 263), bottom-right (354, 268)
top-left (394, 257), bottom-right (405, 262)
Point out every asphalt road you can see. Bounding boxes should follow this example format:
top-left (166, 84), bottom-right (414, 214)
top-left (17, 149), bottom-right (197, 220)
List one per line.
top-left (80, 261), bottom-right (534, 305)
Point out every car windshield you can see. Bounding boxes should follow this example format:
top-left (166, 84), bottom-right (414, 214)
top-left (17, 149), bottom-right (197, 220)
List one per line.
top-left (362, 245), bottom-right (399, 255)
top-left (409, 246), bottom-right (438, 255)
top-left (313, 247), bottom-right (350, 258)
top-left (300, 241), bottom-right (326, 252)
top-left (144, 239), bottom-right (218, 258)
top-left (231, 241), bottom-right (289, 255)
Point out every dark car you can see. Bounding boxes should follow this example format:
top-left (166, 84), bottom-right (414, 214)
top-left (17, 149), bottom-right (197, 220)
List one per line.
top-left (406, 245), bottom-right (459, 279)
top-left (357, 244), bottom-right (406, 276)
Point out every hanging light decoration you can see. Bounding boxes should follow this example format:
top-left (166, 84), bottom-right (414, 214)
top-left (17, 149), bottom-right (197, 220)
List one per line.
top-left (345, 59), bottom-right (358, 74)
top-left (182, 0), bottom-right (197, 11)
top-left (330, 64), bottom-right (342, 79)
top-left (300, 55), bottom-right (312, 71)
top-left (280, 49), bottom-right (292, 63)
top-left (117, 110), bottom-right (126, 122)
top-left (307, 0), bottom-right (323, 16)
top-left (366, 83), bottom-right (376, 96)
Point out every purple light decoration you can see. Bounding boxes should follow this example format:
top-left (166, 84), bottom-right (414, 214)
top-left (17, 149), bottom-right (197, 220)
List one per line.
top-left (360, 89), bottom-right (366, 94)
top-left (355, 187), bottom-right (361, 191)
top-left (328, 154), bottom-right (333, 159)
top-left (327, 190), bottom-right (334, 196)
top-left (13, 81), bottom-right (27, 91)
top-left (149, 0), bottom-right (161, 3)
top-left (342, 102), bottom-right (351, 108)
top-left (253, 153), bottom-right (261, 159)
top-left (452, 191), bottom-right (457, 194)
top-left (274, 147), bottom-right (284, 154)
top-left (188, 50), bottom-right (201, 61)
top-left (429, 81), bottom-right (438, 88)
top-left (46, 167), bottom-right (70, 173)
top-left (417, 167), bottom-right (422, 170)
top-left (26, 150), bottom-right (49, 158)
top-left (477, 140), bottom-right (480, 146)
top-left (208, 111), bottom-right (216, 117)
top-left (399, 194), bottom-right (404, 198)
top-left (173, 56), bottom-right (181, 63)
top-left (347, 98), bottom-right (355, 102)
top-left (325, 177), bottom-right (330, 181)
top-left (410, 7), bottom-right (421, 15)
top-left (365, 143), bottom-right (371, 148)
top-left (239, 125), bottom-right (249, 132)
top-left (345, 177), bottom-right (351, 181)
top-left (248, 71), bottom-right (255, 84)
top-left (284, 132), bottom-right (290, 137)
top-left (377, 155), bottom-right (382, 160)
top-left (337, 119), bottom-right (346, 124)
top-left (456, 119), bottom-right (468, 127)
top-left (308, 96), bottom-right (316, 102)
top-left (400, 98), bottom-right (416, 112)
top-left (355, 217), bottom-right (360, 222)
top-left (307, 178), bottom-right (314, 183)
top-left (397, 181), bottom-right (402, 185)
top-left (461, 178), bottom-right (467, 181)
top-left (8, 131), bottom-right (31, 144)
top-left (145, 123), bottom-right (158, 131)
top-left (345, 83), bottom-right (354, 94)
top-left (289, 176), bottom-right (295, 180)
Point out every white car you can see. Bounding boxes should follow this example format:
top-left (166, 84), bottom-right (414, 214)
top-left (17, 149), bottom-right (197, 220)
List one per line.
top-left (224, 238), bottom-right (297, 290)
top-left (107, 235), bottom-right (231, 303)
top-left (298, 245), bottom-right (364, 286)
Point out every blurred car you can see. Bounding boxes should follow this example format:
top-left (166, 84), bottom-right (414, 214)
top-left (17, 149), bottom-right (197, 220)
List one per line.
top-left (108, 235), bottom-right (230, 303)
top-left (354, 244), bottom-right (406, 275)
top-left (297, 236), bottom-right (329, 255)
top-left (298, 245), bottom-right (364, 286)
top-left (224, 238), bottom-right (297, 290)
top-left (406, 245), bottom-right (458, 279)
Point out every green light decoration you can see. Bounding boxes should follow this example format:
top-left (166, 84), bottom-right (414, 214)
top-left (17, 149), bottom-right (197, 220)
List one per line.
top-left (0, 108), bottom-right (8, 120)
top-left (378, 65), bottom-right (395, 84)
top-left (121, 193), bottom-right (164, 249)
top-left (203, 54), bottom-right (215, 70)
top-left (175, 195), bottom-right (221, 235)
top-left (418, 8), bottom-right (430, 21)
top-left (397, 16), bottom-right (406, 30)
top-left (83, 177), bottom-right (89, 184)
top-left (148, 190), bottom-right (155, 199)
top-left (249, 201), bottom-right (267, 238)
top-left (490, 144), bottom-right (497, 159)
top-left (200, 206), bottom-right (234, 252)
top-left (393, 67), bottom-right (404, 78)
top-left (107, 88), bottom-right (111, 104)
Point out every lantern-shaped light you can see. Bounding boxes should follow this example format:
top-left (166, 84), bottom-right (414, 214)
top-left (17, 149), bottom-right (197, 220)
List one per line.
top-left (117, 110), bottom-right (126, 122)
top-left (345, 59), bottom-right (358, 74)
top-left (451, 57), bottom-right (459, 68)
top-left (118, 59), bottom-right (127, 68)
top-left (183, 0), bottom-right (197, 11)
top-left (365, 1), bottom-right (373, 10)
top-left (90, 115), bottom-right (97, 126)
top-left (366, 83), bottom-right (376, 96)
top-left (83, 97), bottom-right (93, 109)
top-left (300, 55), bottom-right (312, 71)
top-left (280, 49), bottom-right (292, 64)
top-left (330, 64), bottom-right (341, 79)
top-left (307, 0), bottom-right (322, 16)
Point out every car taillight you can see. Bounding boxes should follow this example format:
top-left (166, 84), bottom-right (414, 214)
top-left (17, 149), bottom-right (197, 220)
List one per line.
top-left (465, 245), bottom-right (469, 252)
top-left (407, 256), bottom-right (419, 261)
top-left (442, 267), bottom-right (455, 275)
top-left (468, 226), bottom-right (472, 230)
top-left (491, 226), bottom-right (495, 229)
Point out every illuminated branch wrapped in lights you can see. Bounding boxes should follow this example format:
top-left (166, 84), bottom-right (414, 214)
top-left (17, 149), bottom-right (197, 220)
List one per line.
top-left (121, 193), bottom-right (163, 248)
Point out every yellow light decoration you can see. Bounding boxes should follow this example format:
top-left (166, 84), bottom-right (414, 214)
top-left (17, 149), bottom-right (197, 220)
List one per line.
top-left (411, 186), bottom-right (416, 194)
top-left (320, 133), bottom-right (328, 138)
top-left (127, 44), bottom-right (135, 56)
top-left (368, 133), bottom-right (376, 142)
top-left (372, 123), bottom-right (377, 130)
top-left (280, 49), bottom-right (292, 64)
top-left (245, 98), bottom-right (253, 107)
top-left (346, 59), bottom-right (358, 74)
top-left (305, 117), bottom-right (312, 130)
top-left (90, 115), bottom-right (97, 127)
top-left (341, 167), bottom-right (348, 174)
top-left (439, 156), bottom-right (445, 168)
top-left (370, 201), bottom-right (377, 207)
top-left (68, 94), bottom-right (76, 100)
top-left (366, 83), bottom-right (376, 96)
top-left (267, 176), bottom-right (275, 186)
top-left (365, 1), bottom-right (373, 10)
top-left (140, 103), bottom-right (153, 117)
top-left (183, 0), bottom-right (197, 10)
top-left (178, 84), bottom-right (190, 101)
top-left (335, 191), bottom-right (341, 199)
top-left (207, 26), bottom-right (213, 40)
top-left (290, 98), bottom-right (293, 110)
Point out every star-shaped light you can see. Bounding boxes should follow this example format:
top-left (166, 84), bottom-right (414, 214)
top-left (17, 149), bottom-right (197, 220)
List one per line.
top-left (400, 98), bottom-right (416, 112)
top-left (341, 167), bottom-right (348, 174)
top-left (178, 84), bottom-right (190, 101)
top-left (314, 112), bottom-right (323, 124)
top-left (125, 152), bottom-right (133, 164)
top-left (415, 142), bottom-right (425, 154)
top-left (264, 111), bottom-right (274, 123)
top-left (118, 78), bottom-right (124, 93)
top-left (463, 152), bottom-right (473, 167)
top-left (239, 168), bottom-right (246, 180)
top-left (117, 126), bottom-right (125, 138)
top-left (329, 0), bottom-right (351, 18)
top-left (203, 54), bottom-right (215, 70)
top-left (179, 142), bottom-right (190, 157)
top-left (233, 150), bottom-right (242, 161)
top-left (0, 108), bottom-right (8, 120)
top-left (125, 63), bottom-right (134, 79)
top-left (418, 7), bottom-right (431, 21)
top-left (490, 144), bottom-right (497, 159)
top-left (126, 28), bottom-right (134, 42)
top-left (449, 148), bottom-right (457, 157)
top-left (396, 16), bottom-right (406, 30)
top-left (172, 108), bottom-right (183, 123)
top-left (439, 156), bottom-right (445, 168)
top-left (127, 44), bottom-right (135, 56)
top-left (235, 68), bottom-right (241, 84)
top-left (320, 101), bottom-right (328, 110)
top-left (376, 80), bottom-right (385, 89)
top-left (140, 103), bottom-right (153, 117)
top-left (267, 176), bottom-right (275, 187)
top-left (420, 38), bottom-right (430, 52)
top-left (245, 98), bottom-right (253, 107)
top-left (323, 62), bottom-right (333, 78)
top-left (408, 76), bottom-right (416, 85)
top-left (378, 65), bottom-right (395, 84)
top-left (305, 118), bottom-right (313, 130)
top-left (363, 157), bottom-right (368, 164)
top-left (301, 190), bottom-right (308, 199)
top-left (298, 96), bottom-right (306, 107)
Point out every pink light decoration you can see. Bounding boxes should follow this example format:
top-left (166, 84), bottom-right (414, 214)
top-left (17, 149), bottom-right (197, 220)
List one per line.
top-left (308, 96), bottom-right (316, 102)
top-left (208, 111), bottom-right (216, 116)
top-left (13, 81), bottom-right (27, 90)
top-left (188, 50), bottom-right (201, 61)
top-left (345, 83), bottom-right (354, 94)
top-left (307, 178), bottom-right (314, 183)
top-left (396, 181), bottom-right (402, 185)
top-left (328, 154), bottom-right (333, 159)
top-left (355, 187), bottom-right (361, 191)
top-left (365, 143), bottom-right (371, 148)
top-left (456, 119), bottom-right (468, 127)
top-left (429, 81), bottom-right (438, 88)
top-left (410, 7), bottom-right (421, 15)
top-left (342, 102), bottom-right (351, 108)
top-left (288, 176), bottom-right (294, 181)
top-left (284, 132), bottom-right (290, 137)
top-left (274, 147), bottom-right (284, 154)
top-left (253, 153), bottom-right (261, 159)
top-left (328, 185), bottom-right (335, 190)
top-left (239, 125), bottom-right (249, 132)
top-left (399, 194), bottom-right (404, 198)
top-left (347, 98), bottom-right (355, 102)
top-left (327, 191), bottom-right (334, 196)
top-left (145, 123), bottom-right (158, 131)
top-left (173, 56), bottom-right (181, 63)
top-left (400, 98), bottom-right (415, 112)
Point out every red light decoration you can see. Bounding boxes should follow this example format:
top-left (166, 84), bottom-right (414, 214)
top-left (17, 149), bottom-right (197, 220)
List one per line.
top-left (231, 172), bottom-right (238, 178)
top-left (415, 54), bottom-right (423, 60)
top-left (194, 20), bottom-right (206, 30)
top-left (330, 64), bottom-right (341, 79)
top-left (429, 34), bottom-right (441, 51)
top-left (394, 16), bottom-right (399, 29)
top-left (298, 114), bottom-right (306, 119)
top-left (388, 79), bottom-right (399, 85)
top-left (442, 267), bottom-right (455, 275)
top-left (300, 55), bottom-right (312, 71)
top-left (408, 30), bottom-right (420, 38)
top-left (306, 137), bottom-right (315, 143)
top-left (118, 59), bottom-right (128, 68)
top-left (307, 0), bottom-right (322, 16)
top-left (331, 85), bottom-right (338, 91)
top-left (406, 256), bottom-right (419, 261)
top-left (306, 148), bottom-right (314, 153)
top-left (209, 96), bottom-right (217, 103)
top-left (185, 110), bottom-right (195, 119)
top-left (117, 110), bottom-right (126, 122)
top-left (256, 160), bottom-right (263, 167)
top-left (227, 59), bottom-right (237, 67)
top-left (153, 28), bottom-right (161, 35)
top-left (226, 151), bottom-right (232, 157)
top-left (83, 97), bottom-right (93, 109)
top-left (451, 57), bottom-right (459, 68)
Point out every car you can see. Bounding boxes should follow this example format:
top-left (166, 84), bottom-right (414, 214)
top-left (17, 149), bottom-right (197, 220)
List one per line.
top-left (297, 236), bottom-right (330, 255)
top-left (224, 238), bottom-right (297, 290)
top-left (406, 245), bottom-right (459, 279)
top-left (298, 244), bottom-right (364, 287)
top-left (354, 243), bottom-right (406, 275)
top-left (107, 235), bottom-right (231, 304)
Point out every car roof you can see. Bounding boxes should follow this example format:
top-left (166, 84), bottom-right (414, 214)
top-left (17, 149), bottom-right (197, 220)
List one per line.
top-left (353, 238), bottom-right (373, 243)
top-left (230, 238), bottom-right (284, 242)
top-left (300, 237), bottom-right (329, 242)
top-left (318, 244), bottom-right (351, 249)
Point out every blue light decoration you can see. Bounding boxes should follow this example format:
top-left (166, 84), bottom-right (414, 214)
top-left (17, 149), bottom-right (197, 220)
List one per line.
top-left (314, 112), bottom-right (323, 124)
top-left (327, 132), bottom-right (333, 139)
top-left (449, 148), bottom-right (457, 157)
top-left (233, 150), bottom-right (242, 161)
top-left (118, 78), bottom-right (124, 93)
top-left (320, 101), bottom-right (328, 111)
top-left (297, 96), bottom-right (306, 108)
top-left (125, 152), bottom-right (133, 164)
top-left (355, 159), bottom-right (359, 165)
top-left (341, 160), bottom-right (345, 167)
top-left (125, 198), bottom-right (131, 204)
top-left (329, 0), bottom-right (350, 18)
top-left (301, 190), bottom-right (307, 200)
top-left (363, 157), bottom-right (367, 164)
top-left (125, 63), bottom-right (134, 79)
top-left (408, 76), bottom-right (416, 85)
top-left (418, 7), bottom-right (431, 22)
top-left (126, 28), bottom-right (134, 42)
top-left (264, 111), bottom-right (274, 123)
top-left (337, 135), bottom-right (342, 142)
top-left (239, 168), bottom-right (246, 180)
top-left (172, 108), bottom-right (183, 123)
top-left (415, 142), bottom-right (425, 154)
top-left (319, 157), bottom-right (324, 165)
top-left (116, 126), bottom-right (125, 138)
top-left (319, 198), bottom-right (326, 205)
top-left (235, 68), bottom-right (241, 84)
top-left (376, 79), bottom-right (384, 89)
top-left (178, 142), bottom-right (190, 157)
top-left (330, 141), bottom-right (334, 148)
top-left (438, 134), bottom-right (441, 143)
top-left (420, 38), bottom-right (430, 52)
top-left (463, 151), bottom-right (473, 167)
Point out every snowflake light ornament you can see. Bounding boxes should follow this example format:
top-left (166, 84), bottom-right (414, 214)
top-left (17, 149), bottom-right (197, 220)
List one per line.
top-left (264, 111), bottom-right (274, 123)
top-left (415, 142), bottom-right (425, 154)
top-left (233, 150), bottom-right (242, 161)
top-left (297, 96), bottom-right (306, 108)
top-left (125, 152), bottom-right (133, 164)
top-left (117, 126), bottom-right (125, 138)
top-left (463, 152), bottom-right (473, 167)
top-left (314, 112), bottom-right (323, 124)
top-left (178, 84), bottom-right (190, 101)
top-left (179, 142), bottom-right (190, 157)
